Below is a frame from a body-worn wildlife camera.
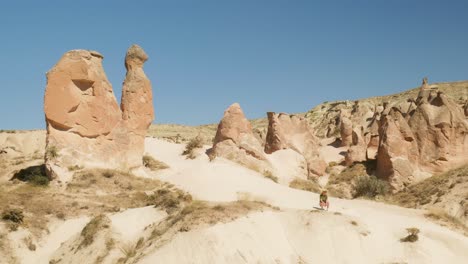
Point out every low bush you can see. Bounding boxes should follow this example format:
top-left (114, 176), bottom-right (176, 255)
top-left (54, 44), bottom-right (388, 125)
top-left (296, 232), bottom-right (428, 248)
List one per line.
top-left (143, 155), bottom-right (169, 171)
top-left (102, 170), bottom-right (115, 178)
top-left (2, 209), bottom-right (24, 223)
top-left (12, 165), bottom-right (49, 186)
top-left (353, 175), bottom-right (389, 198)
top-left (182, 136), bottom-right (203, 159)
top-left (329, 163), bottom-right (367, 185)
top-left (400, 227), bottom-right (420, 242)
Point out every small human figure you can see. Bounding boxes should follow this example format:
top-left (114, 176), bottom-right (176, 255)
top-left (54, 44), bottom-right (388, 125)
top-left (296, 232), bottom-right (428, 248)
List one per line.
top-left (319, 190), bottom-right (329, 210)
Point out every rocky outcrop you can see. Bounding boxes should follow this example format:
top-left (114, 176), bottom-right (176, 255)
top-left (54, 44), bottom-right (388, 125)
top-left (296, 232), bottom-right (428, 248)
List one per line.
top-left (121, 45), bottom-right (154, 166)
top-left (376, 89), bottom-right (468, 190)
top-left (44, 45), bottom-right (154, 180)
top-left (339, 115), bottom-right (353, 147)
top-left (211, 103), bottom-right (269, 171)
top-left (376, 108), bottom-right (420, 189)
top-left (344, 126), bottom-right (368, 165)
top-left (265, 112), bottom-right (326, 177)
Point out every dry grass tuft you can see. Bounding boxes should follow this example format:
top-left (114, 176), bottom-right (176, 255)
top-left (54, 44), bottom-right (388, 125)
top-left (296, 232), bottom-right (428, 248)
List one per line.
top-left (148, 188), bottom-right (193, 214)
top-left (67, 165), bottom-right (83, 171)
top-left (289, 178), bottom-right (321, 193)
top-left (353, 175), bottom-right (389, 198)
top-left (45, 146), bottom-right (58, 159)
top-left (143, 155), bottom-right (169, 171)
top-left (263, 170), bottom-right (278, 183)
top-left (424, 208), bottom-right (468, 235)
top-left (390, 165), bottom-right (468, 208)
top-left (0, 168), bottom-right (167, 236)
top-left (118, 241), bottom-right (139, 263)
top-left (328, 163), bottom-right (368, 185)
top-left (148, 199), bottom-right (270, 249)
top-left (79, 214), bottom-right (110, 248)
top-left (2, 209), bottom-right (24, 224)
top-left (400, 227), bottom-right (420, 242)
top-left (182, 136), bottom-right (203, 159)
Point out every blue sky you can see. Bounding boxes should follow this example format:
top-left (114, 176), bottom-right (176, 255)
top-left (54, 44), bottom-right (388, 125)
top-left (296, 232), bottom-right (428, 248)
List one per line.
top-left (1, 0), bottom-right (467, 129)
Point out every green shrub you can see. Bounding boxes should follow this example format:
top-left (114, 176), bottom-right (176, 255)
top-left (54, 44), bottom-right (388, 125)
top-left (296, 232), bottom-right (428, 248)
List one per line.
top-left (143, 155), bottom-right (169, 171)
top-left (353, 175), bottom-right (389, 198)
top-left (12, 165), bottom-right (49, 186)
top-left (2, 209), bottom-right (24, 223)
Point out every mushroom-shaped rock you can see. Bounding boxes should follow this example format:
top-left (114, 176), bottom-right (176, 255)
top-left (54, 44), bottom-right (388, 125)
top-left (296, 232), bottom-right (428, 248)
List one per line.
top-left (340, 116), bottom-right (353, 147)
top-left (44, 45), bottom-right (154, 180)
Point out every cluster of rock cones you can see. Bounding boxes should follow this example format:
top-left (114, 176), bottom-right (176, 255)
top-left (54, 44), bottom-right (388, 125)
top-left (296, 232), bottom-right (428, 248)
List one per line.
top-left (340, 79), bottom-right (468, 190)
top-left (210, 103), bottom-right (327, 178)
top-left (43, 47), bottom-right (467, 192)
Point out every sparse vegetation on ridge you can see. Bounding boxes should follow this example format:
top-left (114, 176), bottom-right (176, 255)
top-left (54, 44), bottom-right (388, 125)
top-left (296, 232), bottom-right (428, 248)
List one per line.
top-left (424, 209), bottom-right (468, 236)
top-left (79, 214), bottom-right (110, 248)
top-left (389, 165), bottom-right (468, 208)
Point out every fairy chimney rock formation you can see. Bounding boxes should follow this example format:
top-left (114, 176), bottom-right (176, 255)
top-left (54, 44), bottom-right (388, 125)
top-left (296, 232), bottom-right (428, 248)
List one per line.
top-left (376, 91), bottom-right (468, 190)
top-left (265, 112), bottom-right (327, 177)
top-left (211, 103), bottom-right (268, 169)
top-left (44, 45), bottom-right (154, 179)
top-left (340, 115), bottom-right (353, 146)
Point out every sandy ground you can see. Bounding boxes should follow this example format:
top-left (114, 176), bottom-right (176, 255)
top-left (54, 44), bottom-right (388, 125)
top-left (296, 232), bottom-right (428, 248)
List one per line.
top-left (142, 138), bottom-right (468, 263)
top-left (2, 135), bottom-right (468, 263)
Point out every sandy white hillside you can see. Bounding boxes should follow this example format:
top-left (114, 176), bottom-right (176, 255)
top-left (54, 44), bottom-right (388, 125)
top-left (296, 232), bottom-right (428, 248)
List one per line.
top-left (140, 138), bottom-right (468, 263)
top-left (1, 136), bottom-right (467, 264)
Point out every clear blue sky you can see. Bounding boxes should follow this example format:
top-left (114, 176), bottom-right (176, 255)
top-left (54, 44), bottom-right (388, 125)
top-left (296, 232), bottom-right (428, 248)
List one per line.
top-left (1, 0), bottom-right (467, 130)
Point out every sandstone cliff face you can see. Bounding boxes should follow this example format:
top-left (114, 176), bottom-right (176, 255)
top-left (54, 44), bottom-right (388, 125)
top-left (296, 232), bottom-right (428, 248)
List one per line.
top-left (265, 112), bottom-right (326, 177)
top-left (44, 45), bottom-right (153, 179)
top-left (211, 103), bottom-right (269, 171)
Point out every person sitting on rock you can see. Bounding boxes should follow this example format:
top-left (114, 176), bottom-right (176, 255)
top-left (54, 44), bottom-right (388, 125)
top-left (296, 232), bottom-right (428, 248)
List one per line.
top-left (319, 190), bottom-right (329, 210)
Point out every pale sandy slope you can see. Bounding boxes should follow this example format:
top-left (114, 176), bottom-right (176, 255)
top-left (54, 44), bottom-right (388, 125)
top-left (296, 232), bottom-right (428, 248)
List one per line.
top-left (141, 138), bottom-right (468, 264)
top-left (4, 137), bottom-right (468, 264)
